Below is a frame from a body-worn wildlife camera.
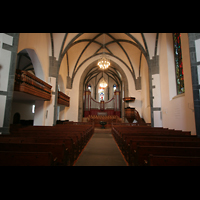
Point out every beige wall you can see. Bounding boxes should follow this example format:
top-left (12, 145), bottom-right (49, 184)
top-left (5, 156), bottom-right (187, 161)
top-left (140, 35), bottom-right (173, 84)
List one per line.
top-left (17, 33), bottom-right (50, 82)
top-left (159, 33), bottom-right (196, 135)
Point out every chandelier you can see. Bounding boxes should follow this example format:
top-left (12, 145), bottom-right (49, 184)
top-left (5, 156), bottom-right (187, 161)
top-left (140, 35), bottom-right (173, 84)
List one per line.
top-left (98, 57), bottom-right (110, 69)
top-left (100, 78), bottom-right (108, 88)
top-left (98, 33), bottom-right (110, 70)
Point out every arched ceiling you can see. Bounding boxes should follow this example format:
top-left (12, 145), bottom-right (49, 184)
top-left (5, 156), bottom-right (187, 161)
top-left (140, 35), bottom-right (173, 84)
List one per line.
top-left (50, 33), bottom-right (159, 89)
top-left (83, 62), bottom-right (122, 90)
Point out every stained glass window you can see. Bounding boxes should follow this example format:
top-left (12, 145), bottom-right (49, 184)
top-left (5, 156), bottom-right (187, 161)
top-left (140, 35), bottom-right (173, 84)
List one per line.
top-left (113, 84), bottom-right (117, 92)
top-left (173, 33), bottom-right (185, 94)
top-left (88, 84), bottom-right (91, 91)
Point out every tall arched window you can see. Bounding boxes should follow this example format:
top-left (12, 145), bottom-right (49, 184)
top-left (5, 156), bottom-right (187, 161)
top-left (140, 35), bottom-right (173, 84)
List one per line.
top-left (173, 33), bottom-right (185, 94)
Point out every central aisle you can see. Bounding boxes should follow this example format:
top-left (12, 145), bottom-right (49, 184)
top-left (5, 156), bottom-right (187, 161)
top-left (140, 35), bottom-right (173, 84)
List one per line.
top-left (74, 128), bottom-right (127, 166)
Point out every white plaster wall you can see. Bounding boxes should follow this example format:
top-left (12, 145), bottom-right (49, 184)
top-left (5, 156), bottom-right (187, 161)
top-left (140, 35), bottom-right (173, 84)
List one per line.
top-left (0, 33), bottom-right (13, 128)
top-left (143, 33), bottom-right (157, 59)
top-left (159, 33), bottom-right (196, 135)
top-left (140, 54), bottom-right (151, 123)
top-left (11, 102), bottom-right (35, 122)
top-left (152, 74), bottom-right (162, 108)
top-left (195, 39), bottom-right (200, 62)
top-left (0, 96), bottom-right (6, 127)
top-left (17, 33), bottom-right (50, 82)
top-left (0, 33), bottom-right (12, 92)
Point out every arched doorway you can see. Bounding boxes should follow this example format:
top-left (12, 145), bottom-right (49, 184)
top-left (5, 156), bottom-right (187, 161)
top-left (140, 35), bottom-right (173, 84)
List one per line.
top-left (13, 112), bottom-right (20, 124)
top-left (17, 49), bottom-right (44, 80)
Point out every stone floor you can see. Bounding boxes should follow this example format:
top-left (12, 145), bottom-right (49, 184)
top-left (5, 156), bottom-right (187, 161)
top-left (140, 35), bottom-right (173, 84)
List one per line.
top-left (74, 128), bottom-right (127, 166)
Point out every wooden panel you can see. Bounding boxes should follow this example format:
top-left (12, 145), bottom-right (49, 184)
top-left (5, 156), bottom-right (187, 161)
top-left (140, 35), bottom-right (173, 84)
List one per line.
top-left (57, 91), bottom-right (70, 107)
top-left (14, 69), bottom-right (52, 101)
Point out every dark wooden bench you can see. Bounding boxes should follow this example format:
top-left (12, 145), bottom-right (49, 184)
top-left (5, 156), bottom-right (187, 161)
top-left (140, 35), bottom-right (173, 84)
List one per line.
top-left (148, 155), bottom-right (200, 166)
top-left (135, 146), bottom-right (200, 166)
top-left (6, 123), bottom-right (94, 166)
top-left (111, 124), bottom-right (200, 166)
top-left (0, 136), bottom-right (74, 166)
top-left (9, 130), bottom-right (87, 159)
top-left (8, 123), bottom-right (94, 165)
top-left (0, 151), bottom-right (54, 166)
top-left (10, 131), bottom-right (83, 155)
top-left (17, 124), bottom-right (94, 144)
top-left (127, 140), bottom-right (200, 165)
top-left (112, 126), bottom-right (191, 147)
top-left (0, 143), bottom-right (69, 166)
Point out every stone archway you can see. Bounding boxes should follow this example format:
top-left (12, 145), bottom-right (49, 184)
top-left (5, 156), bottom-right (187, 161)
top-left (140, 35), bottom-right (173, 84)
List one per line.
top-left (18, 48), bottom-right (44, 81)
top-left (78, 60), bottom-right (129, 122)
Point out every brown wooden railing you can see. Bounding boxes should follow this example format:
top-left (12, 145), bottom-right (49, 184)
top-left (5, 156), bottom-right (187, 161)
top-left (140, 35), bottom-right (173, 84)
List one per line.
top-left (57, 91), bottom-right (70, 107)
top-left (14, 69), bottom-right (52, 101)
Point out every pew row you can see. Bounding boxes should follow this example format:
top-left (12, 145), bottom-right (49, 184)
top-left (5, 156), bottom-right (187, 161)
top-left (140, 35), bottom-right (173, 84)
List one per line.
top-left (0, 151), bottom-right (55, 166)
top-left (0, 123), bottom-right (94, 166)
top-left (112, 124), bottom-right (200, 166)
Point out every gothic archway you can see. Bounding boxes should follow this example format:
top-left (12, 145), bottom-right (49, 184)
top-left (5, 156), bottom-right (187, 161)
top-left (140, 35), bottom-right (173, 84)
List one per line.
top-left (78, 60), bottom-right (129, 122)
top-left (17, 48), bottom-right (44, 81)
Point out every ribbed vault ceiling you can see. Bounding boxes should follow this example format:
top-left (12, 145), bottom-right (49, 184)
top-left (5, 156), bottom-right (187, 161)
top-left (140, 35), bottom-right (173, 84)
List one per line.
top-left (51, 33), bottom-right (159, 89)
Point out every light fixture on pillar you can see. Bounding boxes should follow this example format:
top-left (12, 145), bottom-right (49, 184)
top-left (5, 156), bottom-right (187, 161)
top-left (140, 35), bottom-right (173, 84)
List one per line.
top-left (98, 33), bottom-right (110, 70)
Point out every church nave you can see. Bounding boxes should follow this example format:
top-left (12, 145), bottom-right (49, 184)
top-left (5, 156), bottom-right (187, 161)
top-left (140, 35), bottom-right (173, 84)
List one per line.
top-left (74, 128), bottom-right (127, 166)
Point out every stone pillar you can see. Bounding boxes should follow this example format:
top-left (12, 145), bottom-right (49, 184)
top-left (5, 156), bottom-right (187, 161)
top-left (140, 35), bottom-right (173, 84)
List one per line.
top-left (85, 90), bottom-right (91, 110)
top-left (49, 56), bottom-right (59, 126)
top-left (188, 33), bottom-right (200, 137)
top-left (0, 33), bottom-right (19, 134)
top-left (114, 90), bottom-right (121, 117)
top-left (149, 55), bottom-right (162, 127)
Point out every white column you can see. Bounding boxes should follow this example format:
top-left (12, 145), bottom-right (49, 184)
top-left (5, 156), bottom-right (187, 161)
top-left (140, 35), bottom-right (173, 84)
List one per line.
top-left (152, 74), bottom-right (162, 127)
top-left (34, 101), bottom-right (46, 126)
top-left (45, 77), bottom-right (56, 126)
top-left (0, 33), bottom-right (13, 133)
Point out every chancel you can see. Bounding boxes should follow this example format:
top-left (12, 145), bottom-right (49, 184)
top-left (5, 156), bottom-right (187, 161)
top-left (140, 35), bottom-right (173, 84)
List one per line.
top-left (0, 33), bottom-right (200, 166)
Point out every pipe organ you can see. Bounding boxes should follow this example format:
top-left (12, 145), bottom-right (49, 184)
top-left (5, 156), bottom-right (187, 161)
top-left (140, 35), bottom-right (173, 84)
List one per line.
top-left (83, 90), bottom-right (121, 117)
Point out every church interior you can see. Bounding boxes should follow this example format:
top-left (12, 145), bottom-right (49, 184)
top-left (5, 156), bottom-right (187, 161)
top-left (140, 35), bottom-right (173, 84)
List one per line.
top-left (0, 33), bottom-right (200, 166)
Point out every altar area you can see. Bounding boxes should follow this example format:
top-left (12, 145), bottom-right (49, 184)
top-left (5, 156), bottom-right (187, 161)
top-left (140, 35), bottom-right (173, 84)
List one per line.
top-left (83, 90), bottom-right (121, 127)
top-left (87, 114), bottom-right (122, 128)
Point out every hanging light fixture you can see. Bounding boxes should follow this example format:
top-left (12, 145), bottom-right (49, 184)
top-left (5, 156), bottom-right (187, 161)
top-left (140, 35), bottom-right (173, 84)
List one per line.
top-left (98, 57), bottom-right (110, 69)
top-left (99, 71), bottom-right (108, 89)
top-left (98, 33), bottom-right (110, 70)
top-left (100, 79), bottom-right (108, 88)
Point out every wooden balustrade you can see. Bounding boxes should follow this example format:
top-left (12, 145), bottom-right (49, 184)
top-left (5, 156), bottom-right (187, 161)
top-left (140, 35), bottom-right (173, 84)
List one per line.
top-left (14, 69), bottom-right (52, 101)
top-left (57, 91), bottom-right (70, 107)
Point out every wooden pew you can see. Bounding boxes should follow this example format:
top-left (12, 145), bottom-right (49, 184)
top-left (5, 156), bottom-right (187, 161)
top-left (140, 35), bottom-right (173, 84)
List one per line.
top-left (127, 140), bottom-right (200, 165)
top-left (112, 124), bottom-right (200, 166)
top-left (0, 136), bottom-right (74, 166)
top-left (10, 131), bottom-right (82, 156)
top-left (19, 124), bottom-right (94, 142)
top-left (148, 154), bottom-right (200, 166)
top-left (0, 143), bottom-right (69, 166)
top-left (11, 123), bottom-right (93, 145)
top-left (135, 146), bottom-right (200, 166)
top-left (7, 123), bottom-right (94, 165)
top-left (112, 126), bottom-right (191, 145)
top-left (112, 126), bottom-right (193, 153)
top-left (0, 151), bottom-right (54, 166)
top-left (10, 127), bottom-right (91, 157)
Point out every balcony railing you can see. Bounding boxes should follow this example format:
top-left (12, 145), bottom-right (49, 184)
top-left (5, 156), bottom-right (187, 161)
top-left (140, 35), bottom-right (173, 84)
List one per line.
top-left (57, 91), bottom-right (70, 107)
top-left (14, 69), bottom-right (52, 101)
